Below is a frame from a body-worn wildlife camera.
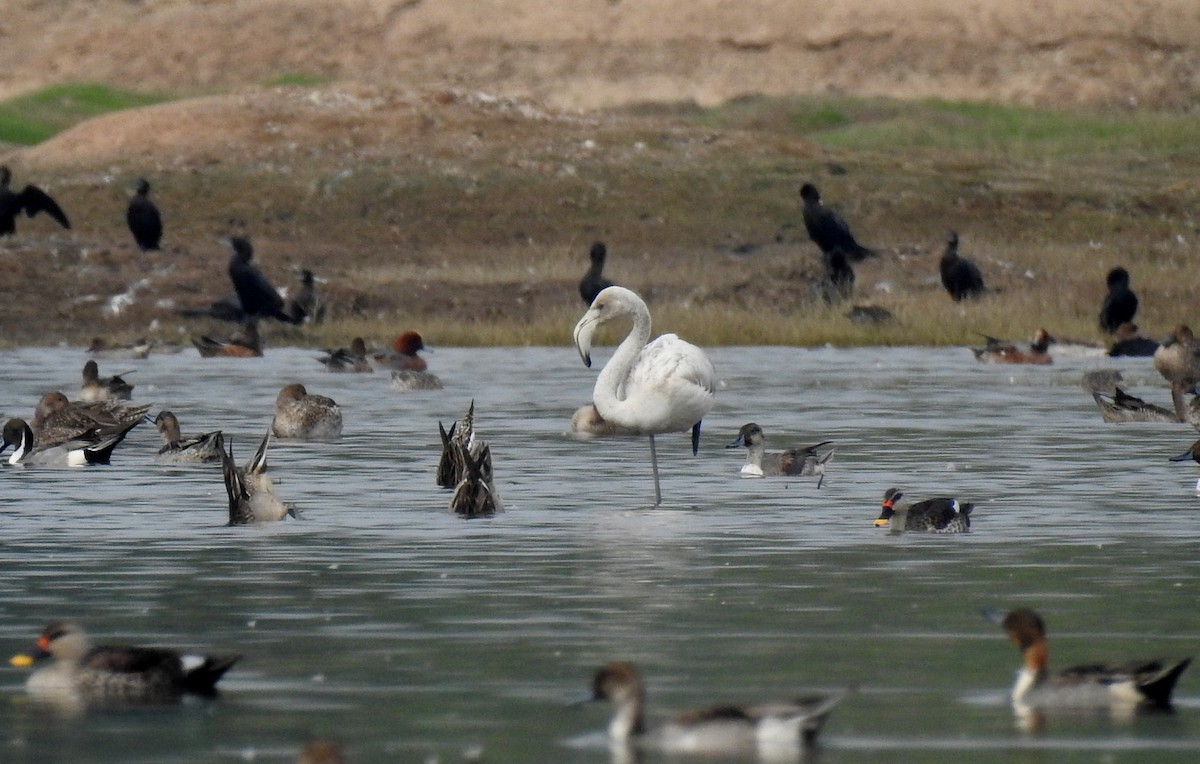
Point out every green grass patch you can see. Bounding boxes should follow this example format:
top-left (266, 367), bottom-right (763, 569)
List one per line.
top-left (263, 72), bottom-right (333, 88)
top-left (682, 94), bottom-right (1200, 159)
top-left (0, 82), bottom-right (175, 145)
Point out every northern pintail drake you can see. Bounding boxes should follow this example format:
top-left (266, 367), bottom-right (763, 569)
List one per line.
top-left (579, 240), bottom-right (617, 305)
top-left (10, 621), bottom-right (239, 710)
top-left (87, 336), bottom-right (153, 360)
top-left (317, 337), bottom-right (373, 373)
top-left (1092, 387), bottom-right (1177, 424)
top-left (874, 488), bottom-right (973, 533)
top-left (569, 403), bottom-right (638, 438)
top-left (126, 178), bottom-right (163, 251)
top-left (574, 286), bottom-right (716, 506)
top-left (221, 428), bottom-right (295, 524)
top-left (799, 182), bottom-right (873, 261)
top-left (31, 391), bottom-right (150, 449)
top-left (271, 383), bottom-right (343, 441)
top-left (152, 411), bottom-right (223, 463)
top-left (579, 661), bottom-right (845, 757)
top-left (0, 165), bottom-right (71, 235)
top-left (726, 423), bottom-right (834, 486)
top-left (373, 331), bottom-right (430, 371)
top-left (1, 416), bottom-right (140, 466)
top-left (192, 320), bottom-right (263, 358)
top-left (972, 329), bottom-right (1052, 365)
top-left (437, 401), bottom-right (477, 489)
top-left (1153, 324), bottom-right (1200, 421)
top-left (992, 608), bottom-right (1190, 717)
top-left (1099, 266), bottom-right (1138, 334)
top-left (79, 359), bottom-right (134, 402)
top-left (939, 230), bottom-right (985, 301)
top-left (1108, 322), bottom-right (1159, 357)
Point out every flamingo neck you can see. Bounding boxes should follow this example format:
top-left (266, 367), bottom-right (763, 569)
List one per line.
top-left (592, 302), bottom-right (652, 426)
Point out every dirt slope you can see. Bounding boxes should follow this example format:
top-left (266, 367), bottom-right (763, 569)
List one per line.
top-left (3, 0), bottom-right (1198, 110)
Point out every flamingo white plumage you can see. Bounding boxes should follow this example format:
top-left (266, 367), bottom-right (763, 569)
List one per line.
top-left (573, 286), bottom-right (716, 505)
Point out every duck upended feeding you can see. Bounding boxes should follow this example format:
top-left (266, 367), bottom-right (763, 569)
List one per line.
top-left (579, 240), bottom-right (617, 305)
top-left (271, 383), bottom-right (343, 441)
top-left (989, 608), bottom-right (1190, 718)
top-left (1, 416), bottom-right (141, 466)
top-left (437, 400), bottom-right (502, 516)
top-left (573, 286), bottom-right (716, 506)
top-left (152, 410), bottom-right (223, 463)
top-left (726, 423), bottom-right (834, 486)
top-left (578, 661), bottom-right (845, 757)
top-left (221, 429), bottom-right (295, 524)
top-left (939, 231), bottom-right (986, 301)
top-left (10, 620), bottom-right (239, 710)
top-left (873, 488), bottom-right (973, 533)
top-left (798, 183), bottom-right (873, 261)
top-left (0, 165), bottom-right (71, 235)
top-left (126, 178), bottom-right (163, 251)
top-left (79, 359), bottom-right (134, 403)
top-left (1099, 266), bottom-right (1138, 334)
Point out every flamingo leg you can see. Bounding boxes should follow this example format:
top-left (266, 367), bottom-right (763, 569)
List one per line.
top-left (691, 421), bottom-right (702, 455)
top-left (648, 433), bottom-right (662, 506)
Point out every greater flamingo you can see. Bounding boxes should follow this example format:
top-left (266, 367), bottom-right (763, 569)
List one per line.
top-left (573, 286), bottom-right (716, 505)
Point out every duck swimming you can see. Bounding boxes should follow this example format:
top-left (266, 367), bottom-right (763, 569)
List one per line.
top-left (271, 383), bottom-right (343, 441)
top-left (1091, 387), bottom-right (1177, 424)
top-left (726, 423), bottom-right (834, 486)
top-left (1107, 322), bottom-right (1159, 357)
top-left (192, 320), bottom-right (263, 358)
top-left (10, 621), bottom-right (239, 711)
top-left (972, 329), bottom-right (1052, 365)
top-left (373, 331), bottom-right (431, 371)
top-left (1, 416), bottom-right (141, 466)
top-left (578, 661), bottom-right (845, 757)
top-left (79, 360), bottom-right (134, 402)
top-left (152, 411), bottom-right (223, 463)
top-left (873, 488), bottom-right (973, 533)
top-left (317, 337), bottom-right (373, 373)
top-left (991, 608), bottom-right (1190, 717)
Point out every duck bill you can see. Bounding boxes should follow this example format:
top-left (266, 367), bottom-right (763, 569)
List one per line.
top-left (9, 653), bottom-right (34, 668)
top-left (725, 434), bottom-right (746, 449)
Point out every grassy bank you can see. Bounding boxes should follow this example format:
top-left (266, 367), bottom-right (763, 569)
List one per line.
top-left (2, 84), bottom-right (1198, 349)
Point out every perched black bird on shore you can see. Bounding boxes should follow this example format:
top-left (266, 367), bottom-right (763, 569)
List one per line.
top-left (812, 248), bottom-right (855, 305)
top-left (227, 237), bottom-right (298, 324)
top-left (799, 183), bottom-right (873, 261)
top-left (1099, 266), bottom-right (1138, 334)
top-left (287, 269), bottom-right (325, 324)
top-left (126, 178), bottom-right (163, 251)
top-left (0, 166), bottom-right (71, 235)
top-left (939, 231), bottom-right (985, 301)
top-left (579, 241), bottom-right (616, 305)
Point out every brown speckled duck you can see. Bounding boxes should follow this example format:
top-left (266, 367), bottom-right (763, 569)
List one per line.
top-left (152, 411), bottom-right (223, 463)
top-left (271, 383), bottom-right (343, 441)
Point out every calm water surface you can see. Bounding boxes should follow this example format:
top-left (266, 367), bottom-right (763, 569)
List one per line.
top-left (1, 344), bottom-right (1198, 763)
